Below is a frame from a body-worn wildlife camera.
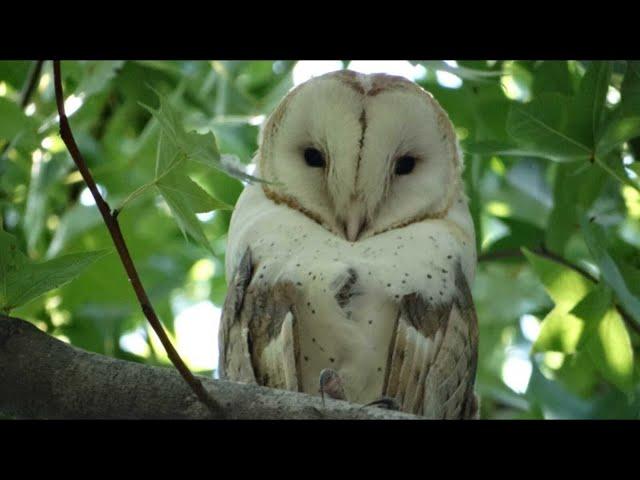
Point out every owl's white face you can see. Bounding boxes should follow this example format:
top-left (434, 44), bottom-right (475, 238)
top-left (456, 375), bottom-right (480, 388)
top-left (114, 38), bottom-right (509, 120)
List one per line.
top-left (258, 70), bottom-right (463, 242)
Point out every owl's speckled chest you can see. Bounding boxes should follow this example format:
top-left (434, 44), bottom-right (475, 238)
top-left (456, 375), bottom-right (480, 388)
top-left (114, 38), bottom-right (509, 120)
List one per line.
top-left (226, 185), bottom-right (476, 404)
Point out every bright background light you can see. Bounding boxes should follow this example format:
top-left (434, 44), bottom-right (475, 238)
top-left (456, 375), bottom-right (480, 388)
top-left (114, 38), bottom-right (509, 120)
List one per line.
top-left (292, 60), bottom-right (428, 87)
top-left (502, 347), bottom-right (533, 394)
top-left (174, 300), bottom-right (221, 371)
top-left (292, 61), bottom-right (344, 86)
top-left (435, 60), bottom-right (463, 89)
top-left (79, 184), bottom-right (107, 206)
top-left (348, 60), bottom-right (426, 81)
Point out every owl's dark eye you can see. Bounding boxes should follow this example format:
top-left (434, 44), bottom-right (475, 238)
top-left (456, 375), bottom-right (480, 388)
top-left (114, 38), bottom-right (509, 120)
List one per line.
top-left (303, 147), bottom-right (326, 168)
top-left (395, 155), bottom-right (416, 175)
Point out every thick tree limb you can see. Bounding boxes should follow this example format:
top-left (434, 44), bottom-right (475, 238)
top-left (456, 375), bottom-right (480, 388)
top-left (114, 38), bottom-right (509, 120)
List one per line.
top-left (0, 315), bottom-right (420, 420)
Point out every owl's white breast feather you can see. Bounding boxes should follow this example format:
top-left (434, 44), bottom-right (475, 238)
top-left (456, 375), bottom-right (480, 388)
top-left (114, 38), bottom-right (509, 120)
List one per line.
top-left (225, 184), bottom-right (476, 403)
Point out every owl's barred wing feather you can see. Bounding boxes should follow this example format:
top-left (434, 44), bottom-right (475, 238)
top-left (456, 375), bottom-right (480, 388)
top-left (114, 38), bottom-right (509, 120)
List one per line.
top-left (383, 262), bottom-right (478, 418)
top-left (219, 248), bottom-right (256, 383)
top-left (219, 247), bottom-right (303, 391)
top-left (242, 282), bottom-right (302, 391)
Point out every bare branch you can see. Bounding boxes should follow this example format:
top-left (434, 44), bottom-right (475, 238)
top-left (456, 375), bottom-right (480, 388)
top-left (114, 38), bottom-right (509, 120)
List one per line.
top-left (52, 60), bottom-right (221, 415)
top-left (0, 315), bottom-right (420, 420)
top-left (19, 60), bottom-right (44, 109)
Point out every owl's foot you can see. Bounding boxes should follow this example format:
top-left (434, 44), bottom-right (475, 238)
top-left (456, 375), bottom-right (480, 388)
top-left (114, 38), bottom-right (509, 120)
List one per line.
top-left (361, 396), bottom-right (400, 411)
top-left (319, 368), bottom-right (347, 407)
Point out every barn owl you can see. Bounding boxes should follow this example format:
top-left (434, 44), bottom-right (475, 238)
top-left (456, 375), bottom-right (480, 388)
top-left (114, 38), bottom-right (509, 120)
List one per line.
top-left (219, 70), bottom-right (479, 419)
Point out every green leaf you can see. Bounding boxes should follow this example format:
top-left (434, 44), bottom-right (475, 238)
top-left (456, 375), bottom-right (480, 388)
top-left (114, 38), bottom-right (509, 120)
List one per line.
top-left (620, 61), bottom-right (640, 115)
top-left (76, 61), bottom-right (125, 98)
top-left (0, 61), bottom-right (31, 90)
top-left (597, 115), bottom-right (640, 157)
top-left (570, 286), bottom-right (613, 347)
top-left (532, 61), bottom-right (573, 97)
top-left (568, 286), bottom-right (633, 392)
top-left (523, 248), bottom-right (594, 354)
top-left (0, 229), bottom-right (109, 314)
top-left (141, 90), bottom-right (265, 184)
top-left (157, 172), bottom-right (231, 213)
top-left (546, 165), bottom-right (579, 253)
top-left (483, 217), bottom-right (545, 254)
top-left (526, 361), bottom-right (593, 419)
top-left (596, 62), bottom-right (640, 156)
top-left (156, 175), bottom-right (213, 253)
top-left (155, 128), bottom-right (182, 177)
top-left (507, 94), bottom-right (592, 162)
top-left (587, 309), bottom-right (634, 392)
top-left (572, 61), bottom-right (612, 146)
top-left (461, 140), bottom-right (544, 158)
top-left (546, 162), bottom-right (606, 253)
top-left (0, 229), bottom-right (21, 308)
top-left (24, 155), bottom-right (72, 252)
top-left (45, 204), bottom-right (103, 259)
top-left (580, 216), bottom-right (640, 327)
top-left (522, 248), bottom-right (592, 310)
top-left (533, 309), bottom-right (586, 354)
top-left (0, 97), bottom-right (34, 141)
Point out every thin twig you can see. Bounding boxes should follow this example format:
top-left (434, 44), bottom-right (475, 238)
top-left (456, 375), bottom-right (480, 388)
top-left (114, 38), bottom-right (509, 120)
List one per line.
top-left (478, 244), bottom-right (640, 335)
top-left (0, 60), bottom-right (44, 160)
top-left (19, 60), bottom-right (44, 109)
top-left (52, 60), bottom-right (222, 416)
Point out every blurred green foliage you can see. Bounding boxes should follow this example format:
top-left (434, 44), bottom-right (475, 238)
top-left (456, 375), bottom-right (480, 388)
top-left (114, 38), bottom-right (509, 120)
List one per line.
top-left (1, 60), bottom-right (640, 419)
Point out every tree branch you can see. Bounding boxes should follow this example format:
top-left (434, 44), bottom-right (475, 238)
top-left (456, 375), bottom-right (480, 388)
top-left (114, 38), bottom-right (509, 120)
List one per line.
top-left (478, 245), bottom-right (640, 335)
top-left (0, 315), bottom-right (419, 420)
top-left (0, 60), bottom-right (44, 161)
top-left (52, 60), bottom-right (221, 416)
top-left (19, 60), bottom-right (44, 109)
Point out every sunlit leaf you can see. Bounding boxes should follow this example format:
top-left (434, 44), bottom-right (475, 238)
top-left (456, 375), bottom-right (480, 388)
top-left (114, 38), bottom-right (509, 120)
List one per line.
top-left (522, 248), bottom-right (592, 310)
top-left (533, 309), bottom-right (586, 354)
top-left (569, 285), bottom-right (633, 392)
top-left (523, 248), bottom-right (595, 354)
top-left (587, 309), bottom-right (634, 392)
top-left (570, 285), bottom-right (613, 347)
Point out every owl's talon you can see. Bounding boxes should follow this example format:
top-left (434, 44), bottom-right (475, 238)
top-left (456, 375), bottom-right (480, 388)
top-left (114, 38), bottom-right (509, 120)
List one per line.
top-left (361, 396), bottom-right (400, 411)
top-left (319, 368), bottom-right (347, 407)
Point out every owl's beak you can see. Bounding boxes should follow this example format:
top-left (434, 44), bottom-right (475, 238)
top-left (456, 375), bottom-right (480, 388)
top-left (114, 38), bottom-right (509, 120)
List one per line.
top-left (343, 213), bottom-right (367, 242)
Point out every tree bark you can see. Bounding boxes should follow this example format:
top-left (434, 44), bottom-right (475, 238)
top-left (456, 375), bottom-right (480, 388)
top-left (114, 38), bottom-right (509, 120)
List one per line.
top-left (0, 315), bottom-right (420, 420)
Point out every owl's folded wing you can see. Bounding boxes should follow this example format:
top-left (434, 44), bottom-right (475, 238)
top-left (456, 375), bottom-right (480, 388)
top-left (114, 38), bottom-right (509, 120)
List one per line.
top-left (383, 262), bottom-right (479, 418)
top-left (219, 248), bottom-right (302, 391)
